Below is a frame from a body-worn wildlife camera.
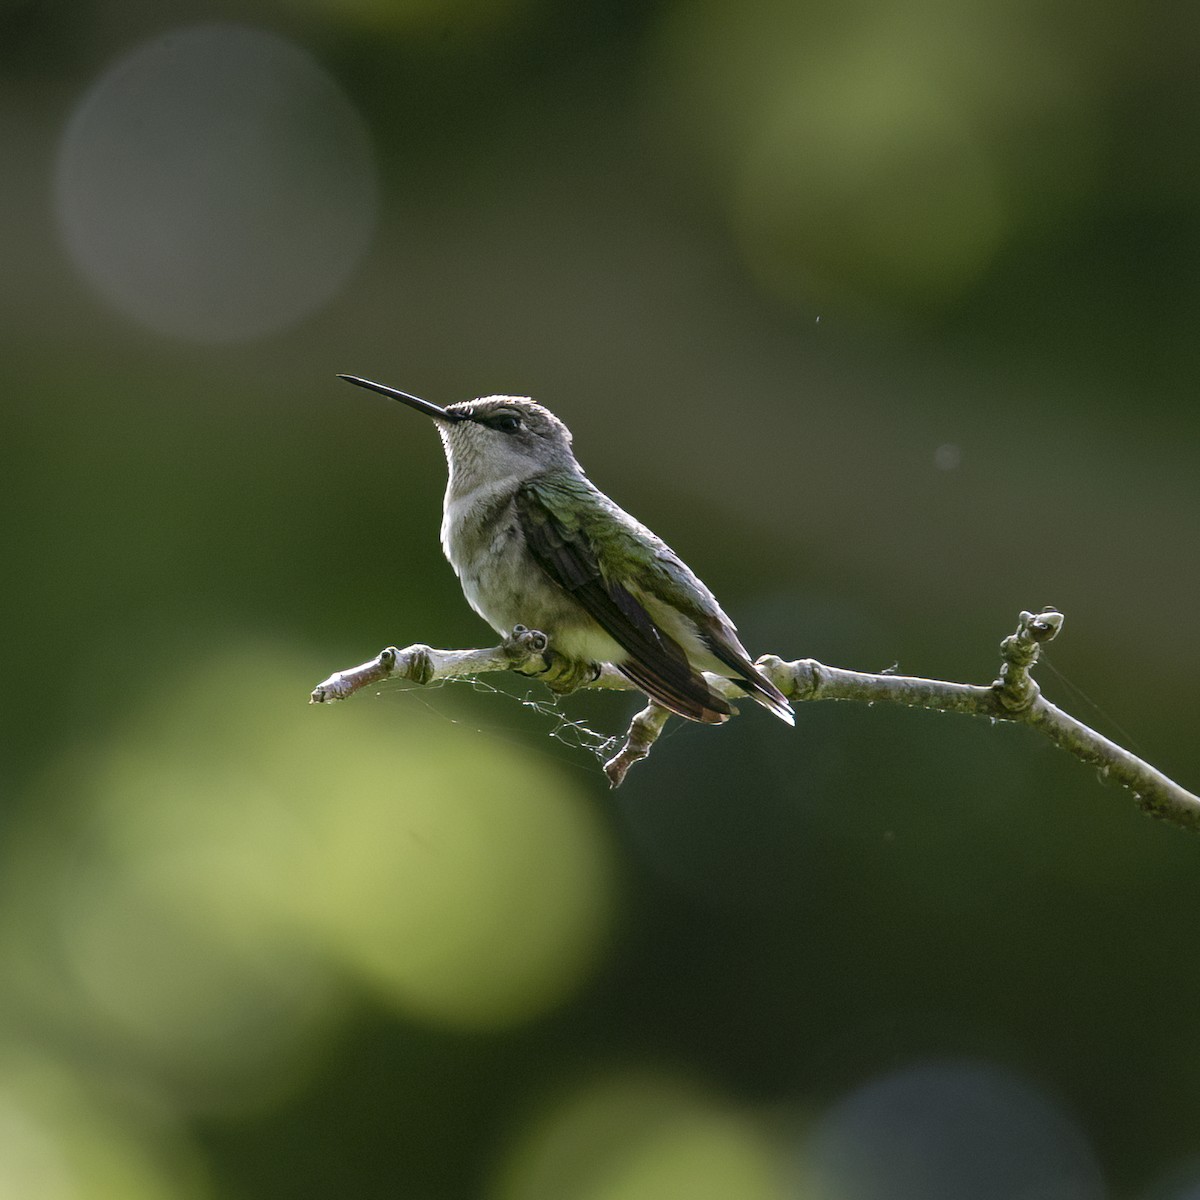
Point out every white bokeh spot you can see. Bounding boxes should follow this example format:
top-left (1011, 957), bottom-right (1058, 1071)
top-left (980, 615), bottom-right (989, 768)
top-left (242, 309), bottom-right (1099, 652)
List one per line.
top-left (55, 24), bottom-right (377, 342)
top-left (802, 1059), bottom-right (1106, 1200)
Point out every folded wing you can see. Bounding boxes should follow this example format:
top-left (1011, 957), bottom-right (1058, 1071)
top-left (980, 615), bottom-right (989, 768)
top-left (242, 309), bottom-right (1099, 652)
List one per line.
top-left (516, 481), bottom-right (732, 724)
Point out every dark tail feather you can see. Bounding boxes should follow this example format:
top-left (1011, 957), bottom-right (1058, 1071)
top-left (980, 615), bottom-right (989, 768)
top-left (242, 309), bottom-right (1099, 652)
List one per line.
top-left (703, 640), bottom-right (795, 726)
top-left (617, 659), bottom-right (732, 725)
top-left (734, 667), bottom-right (795, 726)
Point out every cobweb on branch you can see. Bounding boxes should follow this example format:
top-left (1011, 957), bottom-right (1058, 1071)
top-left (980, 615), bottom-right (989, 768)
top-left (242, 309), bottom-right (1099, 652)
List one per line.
top-left (462, 675), bottom-right (625, 762)
top-left (370, 673), bottom-right (625, 765)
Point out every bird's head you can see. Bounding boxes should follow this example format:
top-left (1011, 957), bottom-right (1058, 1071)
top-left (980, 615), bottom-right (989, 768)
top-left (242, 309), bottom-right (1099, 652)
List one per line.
top-left (338, 375), bottom-right (578, 492)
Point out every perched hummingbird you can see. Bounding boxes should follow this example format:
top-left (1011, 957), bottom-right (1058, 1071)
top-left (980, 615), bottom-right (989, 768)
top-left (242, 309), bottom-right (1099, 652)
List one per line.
top-left (339, 374), bottom-right (794, 727)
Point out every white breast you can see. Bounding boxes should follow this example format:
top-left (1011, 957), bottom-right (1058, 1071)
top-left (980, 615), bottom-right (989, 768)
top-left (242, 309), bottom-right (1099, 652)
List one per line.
top-left (439, 480), bottom-right (625, 663)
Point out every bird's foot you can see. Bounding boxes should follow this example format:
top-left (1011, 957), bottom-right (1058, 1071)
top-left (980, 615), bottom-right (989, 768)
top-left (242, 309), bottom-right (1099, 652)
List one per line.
top-left (506, 627), bottom-right (600, 694)
top-left (541, 656), bottom-right (603, 695)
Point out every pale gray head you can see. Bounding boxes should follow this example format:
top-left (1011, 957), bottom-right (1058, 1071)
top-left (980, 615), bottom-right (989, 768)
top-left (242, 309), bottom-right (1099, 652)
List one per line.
top-left (338, 375), bottom-right (580, 491)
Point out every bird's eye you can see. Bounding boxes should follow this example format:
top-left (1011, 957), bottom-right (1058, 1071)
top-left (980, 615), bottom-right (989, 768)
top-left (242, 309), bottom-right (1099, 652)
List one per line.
top-left (493, 413), bottom-right (521, 432)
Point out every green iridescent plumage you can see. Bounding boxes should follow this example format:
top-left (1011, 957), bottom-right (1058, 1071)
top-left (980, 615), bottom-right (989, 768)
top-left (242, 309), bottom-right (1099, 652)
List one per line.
top-left (516, 471), bottom-right (792, 724)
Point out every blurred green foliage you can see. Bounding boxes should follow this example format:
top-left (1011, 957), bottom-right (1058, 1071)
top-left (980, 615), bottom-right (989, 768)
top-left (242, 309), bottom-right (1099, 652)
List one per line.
top-left (2, 0), bottom-right (1199, 1196)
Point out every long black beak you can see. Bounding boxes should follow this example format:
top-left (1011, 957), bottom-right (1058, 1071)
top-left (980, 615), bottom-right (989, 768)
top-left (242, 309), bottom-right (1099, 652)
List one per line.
top-left (337, 374), bottom-right (464, 422)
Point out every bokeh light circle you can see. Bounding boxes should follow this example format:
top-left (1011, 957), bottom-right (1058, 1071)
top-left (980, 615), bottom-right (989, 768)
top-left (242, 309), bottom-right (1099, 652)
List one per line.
top-left (494, 1070), bottom-right (783, 1200)
top-left (25, 643), bottom-right (615, 1079)
top-left (55, 24), bottom-right (376, 342)
top-left (800, 1059), bottom-right (1105, 1200)
top-left (732, 59), bottom-right (1004, 314)
top-left (0, 1048), bottom-right (204, 1200)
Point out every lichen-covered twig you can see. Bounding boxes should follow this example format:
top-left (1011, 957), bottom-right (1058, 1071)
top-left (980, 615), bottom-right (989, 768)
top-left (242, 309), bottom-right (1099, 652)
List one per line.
top-left (309, 625), bottom-right (551, 701)
top-left (310, 608), bottom-right (1200, 832)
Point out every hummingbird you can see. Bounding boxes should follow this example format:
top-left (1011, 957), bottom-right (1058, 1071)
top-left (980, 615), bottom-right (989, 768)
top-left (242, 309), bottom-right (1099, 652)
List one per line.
top-left (339, 374), bottom-right (794, 727)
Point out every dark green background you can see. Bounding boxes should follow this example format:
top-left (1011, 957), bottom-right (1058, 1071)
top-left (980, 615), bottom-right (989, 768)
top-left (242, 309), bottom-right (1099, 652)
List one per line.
top-left (2, 1), bottom-right (1198, 1196)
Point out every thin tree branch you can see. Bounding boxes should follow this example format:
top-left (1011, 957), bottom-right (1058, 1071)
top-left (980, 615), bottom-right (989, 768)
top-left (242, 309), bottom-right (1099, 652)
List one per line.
top-left (310, 625), bottom-right (551, 699)
top-left (310, 609), bottom-right (1200, 831)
